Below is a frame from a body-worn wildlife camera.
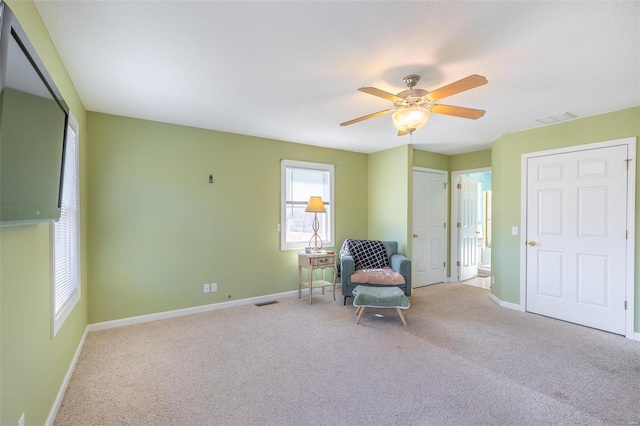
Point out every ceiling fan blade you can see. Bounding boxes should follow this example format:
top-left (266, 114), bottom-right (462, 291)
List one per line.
top-left (397, 129), bottom-right (410, 137)
top-left (426, 74), bottom-right (488, 101)
top-left (358, 87), bottom-right (403, 102)
top-left (430, 104), bottom-right (486, 120)
top-left (340, 109), bottom-right (394, 126)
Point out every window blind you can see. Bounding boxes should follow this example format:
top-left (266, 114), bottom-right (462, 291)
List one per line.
top-left (53, 123), bottom-right (79, 332)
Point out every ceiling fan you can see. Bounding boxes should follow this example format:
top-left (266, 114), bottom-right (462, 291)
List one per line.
top-left (340, 74), bottom-right (488, 136)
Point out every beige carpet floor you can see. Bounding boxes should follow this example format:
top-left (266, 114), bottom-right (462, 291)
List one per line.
top-left (54, 283), bottom-right (640, 425)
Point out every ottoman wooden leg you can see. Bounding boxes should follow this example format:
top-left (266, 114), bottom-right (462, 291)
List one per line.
top-left (396, 308), bottom-right (407, 326)
top-left (356, 307), bottom-right (365, 324)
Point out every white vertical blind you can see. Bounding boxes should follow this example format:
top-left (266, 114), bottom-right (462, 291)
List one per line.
top-left (53, 119), bottom-right (80, 335)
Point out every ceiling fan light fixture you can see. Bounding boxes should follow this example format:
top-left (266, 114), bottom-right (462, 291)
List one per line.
top-left (392, 106), bottom-right (430, 132)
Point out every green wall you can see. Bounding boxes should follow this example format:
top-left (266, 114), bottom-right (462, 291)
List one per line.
top-left (0, 1), bottom-right (88, 425)
top-left (491, 106), bottom-right (640, 332)
top-left (368, 145), bottom-right (411, 254)
top-left (451, 149), bottom-right (491, 171)
top-left (87, 112), bottom-right (368, 323)
top-left (413, 149), bottom-right (450, 171)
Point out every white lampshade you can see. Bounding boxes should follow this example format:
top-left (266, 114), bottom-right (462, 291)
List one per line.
top-left (392, 106), bottom-right (430, 132)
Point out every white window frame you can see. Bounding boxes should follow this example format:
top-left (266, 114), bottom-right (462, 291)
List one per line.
top-left (280, 159), bottom-right (335, 251)
top-left (51, 113), bottom-right (80, 337)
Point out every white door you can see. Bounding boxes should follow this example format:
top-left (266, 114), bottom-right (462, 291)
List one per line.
top-left (412, 169), bottom-right (447, 287)
top-left (526, 145), bottom-right (628, 334)
top-left (458, 175), bottom-right (480, 281)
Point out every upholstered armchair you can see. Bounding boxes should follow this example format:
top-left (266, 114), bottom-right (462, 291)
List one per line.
top-left (339, 240), bottom-right (411, 305)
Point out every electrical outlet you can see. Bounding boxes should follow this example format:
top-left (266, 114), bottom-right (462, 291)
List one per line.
top-left (203, 283), bottom-right (210, 293)
top-left (491, 276), bottom-right (495, 284)
top-left (511, 226), bottom-right (518, 236)
top-left (211, 282), bottom-right (217, 292)
top-left (18, 413), bottom-right (25, 426)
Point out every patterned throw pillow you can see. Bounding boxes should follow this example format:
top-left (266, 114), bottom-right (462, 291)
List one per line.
top-left (346, 239), bottom-right (389, 270)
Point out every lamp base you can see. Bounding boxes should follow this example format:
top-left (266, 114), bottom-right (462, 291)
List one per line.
top-left (309, 241), bottom-right (324, 252)
top-left (309, 212), bottom-right (323, 252)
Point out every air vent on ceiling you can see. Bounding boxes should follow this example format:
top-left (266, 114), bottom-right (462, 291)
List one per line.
top-left (536, 112), bottom-right (577, 125)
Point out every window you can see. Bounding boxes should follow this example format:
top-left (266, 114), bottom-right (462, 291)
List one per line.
top-left (281, 160), bottom-right (334, 251)
top-left (52, 114), bottom-right (80, 336)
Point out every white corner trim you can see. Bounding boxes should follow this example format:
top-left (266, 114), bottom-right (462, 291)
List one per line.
top-left (45, 326), bottom-right (89, 426)
top-left (488, 292), bottom-right (525, 312)
top-left (87, 290), bottom-right (299, 332)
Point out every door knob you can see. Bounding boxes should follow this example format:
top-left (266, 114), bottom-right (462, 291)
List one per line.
top-left (528, 241), bottom-right (536, 246)
top-left (413, 233), bottom-right (418, 238)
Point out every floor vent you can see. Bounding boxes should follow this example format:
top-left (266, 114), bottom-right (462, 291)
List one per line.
top-left (255, 300), bottom-right (279, 307)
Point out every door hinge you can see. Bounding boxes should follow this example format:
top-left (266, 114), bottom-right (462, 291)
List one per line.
top-left (457, 222), bottom-right (461, 228)
top-left (457, 183), bottom-right (461, 189)
top-left (456, 260), bottom-right (461, 266)
top-left (444, 222), bottom-right (446, 228)
top-left (625, 301), bottom-right (627, 310)
top-left (443, 262), bottom-right (446, 267)
top-left (626, 230), bottom-right (628, 240)
top-left (625, 158), bottom-right (632, 169)
top-left (444, 182), bottom-right (447, 189)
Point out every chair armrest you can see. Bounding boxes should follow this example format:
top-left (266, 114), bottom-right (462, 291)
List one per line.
top-left (390, 253), bottom-right (411, 295)
top-left (340, 255), bottom-right (356, 297)
top-left (340, 255), bottom-right (355, 277)
top-left (390, 253), bottom-right (409, 273)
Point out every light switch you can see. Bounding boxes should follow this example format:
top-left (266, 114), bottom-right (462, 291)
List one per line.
top-left (511, 226), bottom-right (518, 236)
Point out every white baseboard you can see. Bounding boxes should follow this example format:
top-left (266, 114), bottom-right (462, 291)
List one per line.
top-left (87, 289), bottom-right (299, 332)
top-left (488, 292), bottom-right (525, 312)
top-left (635, 332), bottom-right (640, 341)
top-left (45, 326), bottom-right (88, 426)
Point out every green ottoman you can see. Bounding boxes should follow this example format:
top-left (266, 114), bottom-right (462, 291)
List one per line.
top-left (352, 285), bottom-right (410, 326)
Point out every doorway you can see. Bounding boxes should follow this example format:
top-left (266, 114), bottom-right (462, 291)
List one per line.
top-left (451, 168), bottom-right (492, 286)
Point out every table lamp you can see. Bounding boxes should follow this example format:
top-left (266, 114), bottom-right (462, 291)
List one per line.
top-left (305, 196), bottom-right (325, 252)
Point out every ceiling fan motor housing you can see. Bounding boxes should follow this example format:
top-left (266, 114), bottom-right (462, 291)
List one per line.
top-left (395, 88), bottom-right (430, 109)
top-left (397, 75), bottom-right (430, 107)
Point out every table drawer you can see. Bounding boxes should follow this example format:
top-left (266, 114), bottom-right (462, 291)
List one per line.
top-left (311, 256), bottom-right (334, 267)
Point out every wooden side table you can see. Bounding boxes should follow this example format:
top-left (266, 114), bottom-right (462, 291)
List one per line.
top-left (298, 252), bottom-right (337, 305)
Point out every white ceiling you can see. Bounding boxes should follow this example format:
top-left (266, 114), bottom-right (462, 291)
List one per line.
top-left (33, 1), bottom-right (640, 155)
